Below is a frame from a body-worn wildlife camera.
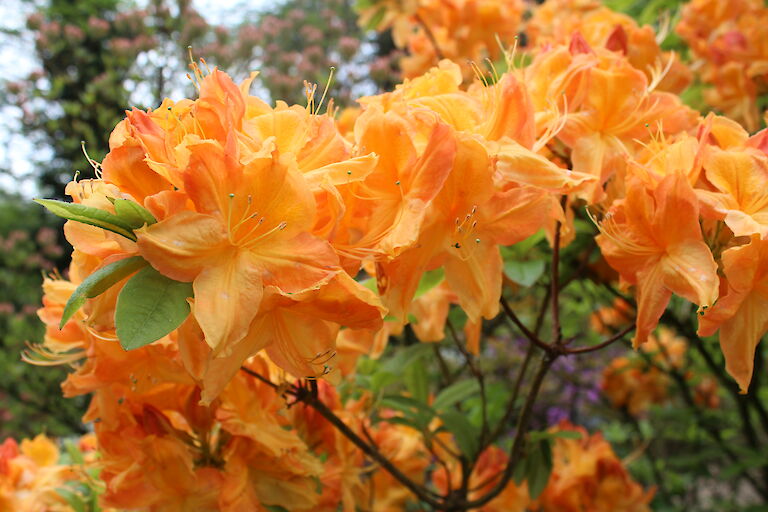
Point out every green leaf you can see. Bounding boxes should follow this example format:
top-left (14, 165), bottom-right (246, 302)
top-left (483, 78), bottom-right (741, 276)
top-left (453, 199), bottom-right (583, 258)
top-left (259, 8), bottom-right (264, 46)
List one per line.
top-left (379, 343), bottom-right (432, 374)
top-left (504, 259), bottom-right (546, 287)
top-left (447, 305), bottom-right (468, 331)
top-left (515, 230), bottom-right (546, 254)
top-left (433, 379), bottom-right (481, 412)
top-left (371, 371), bottom-right (399, 393)
top-left (34, 198), bottom-right (137, 241)
top-left (381, 395), bottom-right (436, 416)
top-left (439, 410), bottom-right (480, 458)
top-left (115, 266), bottom-right (193, 350)
top-left (63, 440), bottom-right (85, 465)
top-left (380, 395), bottom-right (435, 430)
top-left (526, 439), bottom-right (553, 500)
top-left (112, 198), bottom-right (156, 228)
top-left (60, 256), bottom-right (148, 328)
top-left (414, 268), bottom-right (445, 300)
top-left (404, 362), bottom-right (429, 403)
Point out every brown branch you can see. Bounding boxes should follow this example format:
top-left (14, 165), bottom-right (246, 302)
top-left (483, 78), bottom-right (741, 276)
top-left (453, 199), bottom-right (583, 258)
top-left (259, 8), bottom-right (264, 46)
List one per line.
top-left (500, 296), bottom-right (553, 354)
top-left (488, 341), bottom-right (537, 444)
top-left (240, 367), bottom-right (445, 508)
top-left (565, 324), bottom-right (634, 354)
top-left (458, 352), bottom-right (557, 509)
top-left (551, 195), bottom-right (568, 344)
top-left (446, 318), bottom-right (489, 448)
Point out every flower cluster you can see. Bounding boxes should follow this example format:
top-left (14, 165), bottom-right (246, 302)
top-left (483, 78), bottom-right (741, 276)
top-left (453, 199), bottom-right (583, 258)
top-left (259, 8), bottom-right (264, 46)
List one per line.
top-left (28, 0), bottom-right (768, 507)
top-left (677, 0), bottom-right (768, 131)
top-left (600, 327), bottom-right (686, 415)
top-left (531, 423), bottom-right (654, 512)
top-left (0, 434), bottom-right (96, 511)
top-left (358, 0), bottom-right (525, 78)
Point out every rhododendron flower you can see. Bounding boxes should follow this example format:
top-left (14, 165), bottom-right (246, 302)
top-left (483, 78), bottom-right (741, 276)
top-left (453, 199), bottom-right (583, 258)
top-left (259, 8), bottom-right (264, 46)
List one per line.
top-left (697, 146), bottom-right (768, 239)
top-left (136, 140), bottom-right (341, 355)
top-left (595, 174), bottom-right (719, 346)
top-left (698, 236), bottom-right (768, 392)
top-left (531, 422), bottom-right (654, 511)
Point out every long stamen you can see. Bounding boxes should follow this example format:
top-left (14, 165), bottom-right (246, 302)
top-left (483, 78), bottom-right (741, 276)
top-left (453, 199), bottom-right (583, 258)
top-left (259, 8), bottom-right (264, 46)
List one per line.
top-left (241, 221), bottom-right (288, 249)
top-left (80, 141), bottom-right (102, 177)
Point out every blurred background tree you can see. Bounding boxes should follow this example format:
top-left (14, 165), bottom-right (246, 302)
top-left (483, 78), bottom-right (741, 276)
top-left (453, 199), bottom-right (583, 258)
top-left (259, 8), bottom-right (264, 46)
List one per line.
top-left (0, 191), bottom-right (85, 437)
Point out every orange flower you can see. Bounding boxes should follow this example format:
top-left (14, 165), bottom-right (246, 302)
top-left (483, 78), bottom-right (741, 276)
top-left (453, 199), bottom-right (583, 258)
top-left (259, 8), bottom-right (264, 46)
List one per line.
top-left (677, 0), bottom-right (768, 130)
top-left (528, 38), bottom-right (698, 203)
top-left (698, 236), bottom-right (768, 392)
top-left (595, 174), bottom-right (719, 346)
top-left (697, 145), bottom-right (768, 239)
top-left (528, 0), bottom-right (691, 93)
top-left (432, 445), bottom-right (530, 512)
top-left (532, 422), bottom-right (654, 512)
top-left (136, 140), bottom-right (340, 355)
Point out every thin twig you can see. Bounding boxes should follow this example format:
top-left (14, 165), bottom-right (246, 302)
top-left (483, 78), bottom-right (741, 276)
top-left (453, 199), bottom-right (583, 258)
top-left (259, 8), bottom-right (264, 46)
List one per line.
top-left (446, 319), bottom-right (489, 448)
top-left (488, 341), bottom-right (537, 443)
top-left (551, 195), bottom-right (568, 344)
top-left (240, 367), bottom-right (446, 507)
top-left (566, 324), bottom-right (634, 354)
top-left (499, 296), bottom-right (552, 353)
top-left (459, 352), bottom-right (557, 509)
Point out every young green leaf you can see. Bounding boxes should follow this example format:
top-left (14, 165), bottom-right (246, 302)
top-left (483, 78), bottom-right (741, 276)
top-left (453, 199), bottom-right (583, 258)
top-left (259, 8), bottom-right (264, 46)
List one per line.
top-left (113, 198), bottom-right (157, 228)
top-left (60, 256), bottom-right (148, 328)
top-left (433, 379), bottom-right (481, 412)
top-left (35, 198), bottom-right (137, 241)
top-left (115, 266), bottom-right (193, 350)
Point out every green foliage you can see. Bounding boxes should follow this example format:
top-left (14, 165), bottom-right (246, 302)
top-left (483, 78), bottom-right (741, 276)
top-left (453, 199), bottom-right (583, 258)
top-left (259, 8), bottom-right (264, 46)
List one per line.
top-left (60, 255), bottom-right (147, 328)
top-left (0, 193), bottom-right (86, 438)
top-left (114, 266), bottom-right (193, 350)
top-left (35, 198), bottom-right (139, 241)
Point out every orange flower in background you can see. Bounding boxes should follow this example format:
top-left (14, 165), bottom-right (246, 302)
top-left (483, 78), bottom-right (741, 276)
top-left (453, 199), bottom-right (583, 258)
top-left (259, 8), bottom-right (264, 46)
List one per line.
top-left (363, 0), bottom-right (524, 79)
top-left (0, 434), bottom-right (82, 512)
top-left (601, 356), bottom-right (670, 416)
top-left (527, 0), bottom-right (692, 94)
top-left (600, 328), bottom-right (686, 415)
top-left (698, 236), bottom-right (768, 392)
top-left (595, 173), bottom-right (719, 346)
top-left (432, 445), bottom-right (530, 512)
top-left (531, 422), bottom-right (654, 512)
top-left (677, 0), bottom-right (768, 131)
top-left (590, 298), bottom-right (634, 335)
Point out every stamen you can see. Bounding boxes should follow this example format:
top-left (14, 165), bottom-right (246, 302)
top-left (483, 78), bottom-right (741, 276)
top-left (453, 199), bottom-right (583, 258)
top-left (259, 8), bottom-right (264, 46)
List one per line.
top-left (80, 141), bottom-right (102, 177)
top-left (316, 67), bottom-right (335, 116)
